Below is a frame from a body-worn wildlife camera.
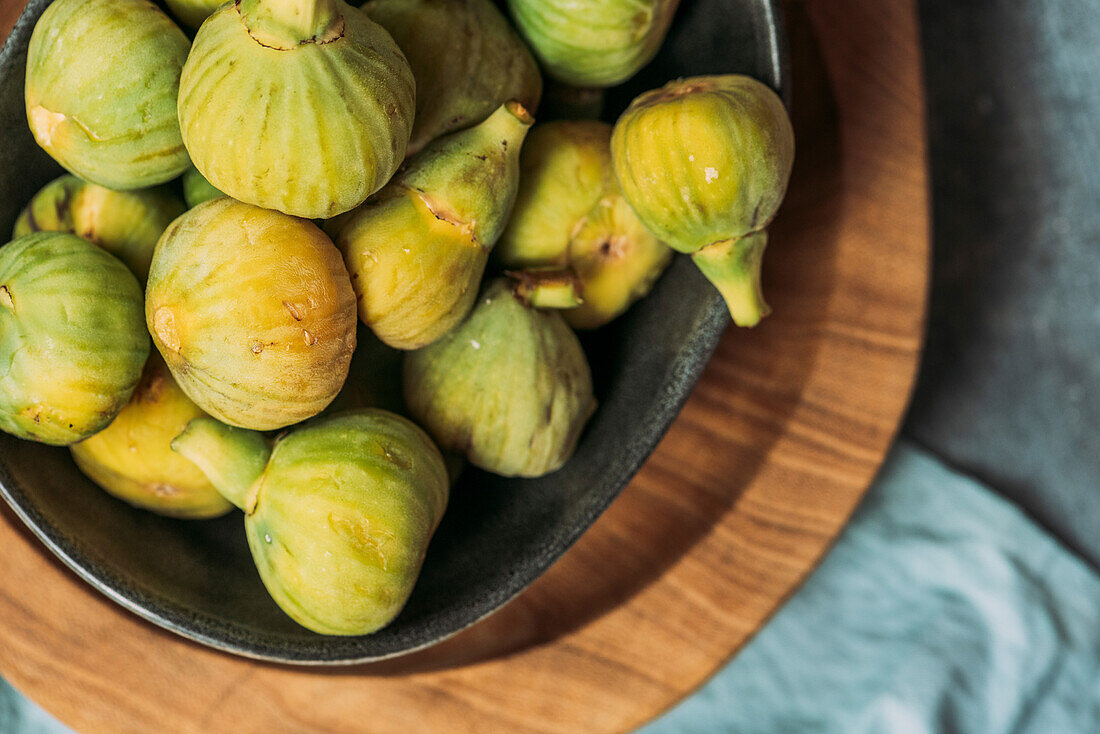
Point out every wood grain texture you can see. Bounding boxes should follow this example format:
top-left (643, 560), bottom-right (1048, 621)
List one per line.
top-left (0, 0), bottom-right (928, 731)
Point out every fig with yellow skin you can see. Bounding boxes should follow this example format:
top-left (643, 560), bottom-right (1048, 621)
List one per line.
top-left (498, 121), bottom-right (671, 329)
top-left (172, 409), bottom-right (449, 635)
top-left (70, 354), bottom-right (233, 519)
top-left (336, 102), bottom-right (533, 350)
top-left (364, 0), bottom-right (542, 155)
top-left (181, 165), bottom-right (224, 209)
top-left (146, 198), bottom-right (357, 431)
top-left (13, 175), bottom-right (185, 282)
top-left (0, 233), bottom-right (148, 445)
top-left (506, 0), bottom-right (679, 87)
top-left (404, 277), bottom-right (596, 478)
top-left (24, 0), bottom-right (191, 190)
top-left (611, 75), bottom-right (795, 326)
top-left (178, 0), bottom-right (415, 218)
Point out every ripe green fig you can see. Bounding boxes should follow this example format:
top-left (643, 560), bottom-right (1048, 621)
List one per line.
top-left (178, 0), bottom-right (415, 218)
top-left (13, 175), bottom-right (185, 282)
top-left (181, 165), bottom-right (224, 209)
top-left (0, 233), bottom-right (148, 445)
top-left (611, 75), bottom-right (794, 326)
top-left (70, 354), bottom-right (233, 519)
top-left (165, 0), bottom-right (224, 29)
top-left (24, 0), bottom-right (191, 190)
top-left (146, 198), bottom-right (357, 430)
top-left (365, 0), bottom-right (541, 156)
top-left (172, 410), bottom-right (449, 635)
top-left (336, 102), bottom-right (533, 350)
top-left (404, 277), bottom-right (596, 478)
top-left (507, 0), bottom-right (679, 87)
top-left (498, 121), bottom-right (671, 329)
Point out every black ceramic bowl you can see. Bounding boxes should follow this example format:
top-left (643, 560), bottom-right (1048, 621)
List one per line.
top-left (0, 0), bottom-right (787, 663)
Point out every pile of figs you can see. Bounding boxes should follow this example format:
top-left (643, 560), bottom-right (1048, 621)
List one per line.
top-left (1, 0), bottom-right (794, 636)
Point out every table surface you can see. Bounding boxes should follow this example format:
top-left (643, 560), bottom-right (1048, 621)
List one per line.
top-left (0, 0), bottom-right (928, 732)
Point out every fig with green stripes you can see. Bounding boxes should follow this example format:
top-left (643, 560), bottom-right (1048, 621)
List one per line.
top-left (13, 175), bottom-right (185, 282)
top-left (611, 75), bottom-right (795, 326)
top-left (404, 277), bottom-right (596, 478)
top-left (172, 409), bottom-right (449, 635)
top-left (145, 198), bottom-right (357, 431)
top-left (178, 0), bottom-right (415, 219)
top-left (507, 0), bottom-right (679, 87)
top-left (24, 0), bottom-right (191, 190)
top-left (0, 233), bottom-right (149, 445)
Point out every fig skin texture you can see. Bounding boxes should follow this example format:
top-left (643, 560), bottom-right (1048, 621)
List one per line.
top-left (145, 198), bottom-right (357, 431)
top-left (165, 0), bottom-right (225, 29)
top-left (0, 233), bottom-right (149, 445)
top-left (611, 75), bottom-right (795, 326)
top-left (404, 278), bottom-right (596, 478)
top-left (181, 165), bottom-right (225, 209)
top-left (497, 121), bottom-right (672, 329)
top-left (71, 354), bottom-right (234, 519)
top-left (13, 175), bottom-right (186, 283)
top-left (335, 102), bottom-right (533, 350)
top-left (24, 0), bottom-right (191, 190)
top-left (172, 410), bottom-right (449, 636)
top-left (178, 0), bottom-right (416, 219)
top-left (507, 0), bottom-right (679, 87)
top-left (364, 0), bottom-right (542, 155)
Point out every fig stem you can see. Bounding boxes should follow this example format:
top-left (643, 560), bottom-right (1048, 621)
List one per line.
top-left (692, 231), bottom-right (771, 327)
top-left (239, 0), bottom-right (343, 48)
top-left (508, 267), bottom-right (583, 310)
top-left (171, 417), bottom-right (271, 512)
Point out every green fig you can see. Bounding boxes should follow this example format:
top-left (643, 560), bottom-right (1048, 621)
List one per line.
top-left (364, 0), bottom-right (542, 155)
top-left (165, 0), bottom-right (225, 29)
top-left (13, 175), bottom-right (185, 282)
top-left (336, 102), bottom-right (533, 350)
top-left (146, 198), bottom-right (357, 431)
top-left (172, 410), bottom-right (448, 635)
top-left (404, 278), bottom-right (596, 478)
top-left (178, 0), bottom-right (415, 219)
top-left (0, 233), bottom-right (148, 445)
top-left (498, 121), bottom-right (672, 329)
top-left (24, 0), bottom-right (191, 190)
top-left (70, 354), bottom-right (233, 519)
top-left (181, 165), bottom-right (224, 209)
top-left (506, 0), bottom-right (679, 87)
top-left (611, 75), bottom-right (794, 326)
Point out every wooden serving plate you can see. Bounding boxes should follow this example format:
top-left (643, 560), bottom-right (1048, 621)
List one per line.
top-left (0, 0), bottom-right (927, 731)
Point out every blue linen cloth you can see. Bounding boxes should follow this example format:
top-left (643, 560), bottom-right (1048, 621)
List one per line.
top-left (3, 440), bottom-right (1099, 733)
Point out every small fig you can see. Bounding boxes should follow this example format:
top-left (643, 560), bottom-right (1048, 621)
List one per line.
top-left (497, 121), bottom-right (671, 329)
top-left (178, 0), bottom-right (415, 218)
top-left (146, 198), bottom-right (357, 430)
top-left (172, 410), bottom-right (449, 635)
top-left (0, 233), bottom-right (148, 445)
top-left (611, 75), bottom-right (794, 326)
top-left (364, 0), bottom-right (542, 155)
top-left (70, 354), bottom-right (233, 519)
top-left (24, 0), bottom-right (191, 190)
top-left (507, 0), bottom-right (679, 87)
top-left (404, 278), bottom-right (596, 478)
top-left (336, 102), bottom-right (533, 350)
top-left (181, 165), bottom-right (224, 209)
top-left (165, 0), bottom-right (224, 29)
top-left (13, 175), bottom-right (185, 282)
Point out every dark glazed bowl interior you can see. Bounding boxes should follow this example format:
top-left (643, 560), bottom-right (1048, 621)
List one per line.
top-left (0, 0), bottom-right (788, 663)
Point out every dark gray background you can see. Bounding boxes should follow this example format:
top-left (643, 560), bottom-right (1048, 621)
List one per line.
top-left (907, 0), bottom-right (1100, 565)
